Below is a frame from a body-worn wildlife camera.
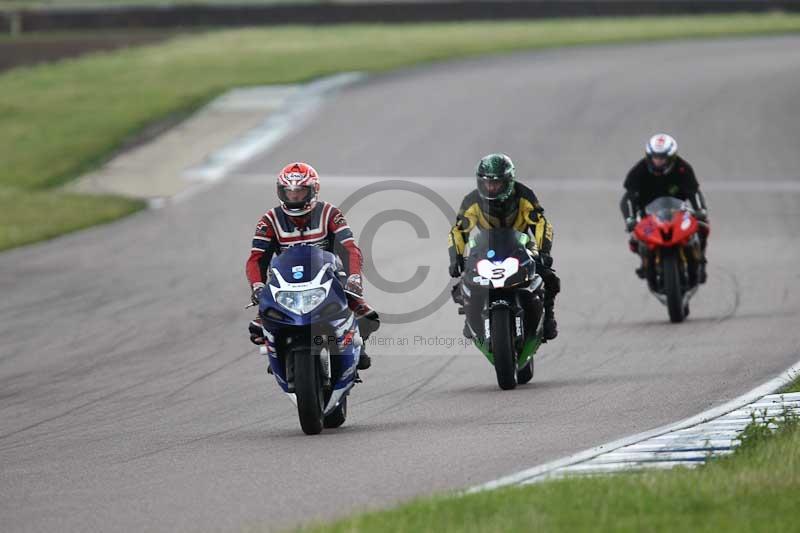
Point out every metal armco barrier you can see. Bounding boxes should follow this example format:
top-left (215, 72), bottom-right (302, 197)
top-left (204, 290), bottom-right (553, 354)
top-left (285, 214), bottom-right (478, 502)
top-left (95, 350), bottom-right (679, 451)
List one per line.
top-left (2, 1), bottom-right (800, 33)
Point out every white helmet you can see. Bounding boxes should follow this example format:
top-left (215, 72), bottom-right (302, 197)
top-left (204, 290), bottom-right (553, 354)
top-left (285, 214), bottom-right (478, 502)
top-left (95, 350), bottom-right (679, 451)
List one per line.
top-left (645, 133), bottom-right (678, 175)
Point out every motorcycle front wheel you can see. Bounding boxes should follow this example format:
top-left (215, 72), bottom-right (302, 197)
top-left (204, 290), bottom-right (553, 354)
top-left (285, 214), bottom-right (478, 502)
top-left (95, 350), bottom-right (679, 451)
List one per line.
top-left (662, 249), bottom-right (686, 324)
top-left (491, 306), bottom-right (517, 390)
top-left (294, 348), bottom-right (325, 435)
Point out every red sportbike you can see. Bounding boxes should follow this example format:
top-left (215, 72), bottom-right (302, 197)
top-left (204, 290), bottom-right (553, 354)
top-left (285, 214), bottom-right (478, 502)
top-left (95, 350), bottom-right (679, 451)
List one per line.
top-left (632, 197), bottom-right (708, 323)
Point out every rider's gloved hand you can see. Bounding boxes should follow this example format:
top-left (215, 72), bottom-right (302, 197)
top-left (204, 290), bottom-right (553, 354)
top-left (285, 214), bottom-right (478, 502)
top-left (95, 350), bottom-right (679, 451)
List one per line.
top-left (344, 274), bottom-right (364, 297)
top-left (524, 240), bottom-right (540, 260)
top-left (359, 310), bottom-right (381, 337)
top-left (625, 217), bottom-right (637, 232)
top-left (251, 282), bottom-right (266, 305)
top-left (449, 255), bottom-right (464, 278)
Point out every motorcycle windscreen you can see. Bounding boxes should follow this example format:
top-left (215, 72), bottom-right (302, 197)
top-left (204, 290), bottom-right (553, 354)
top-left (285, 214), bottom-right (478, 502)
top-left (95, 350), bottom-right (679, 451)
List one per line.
top-left (467, 228), bottom-right (528, 261)
top-left (644, 196), bottom-right (688, 223)
top-left (271, 245), bottom-right (339, 284)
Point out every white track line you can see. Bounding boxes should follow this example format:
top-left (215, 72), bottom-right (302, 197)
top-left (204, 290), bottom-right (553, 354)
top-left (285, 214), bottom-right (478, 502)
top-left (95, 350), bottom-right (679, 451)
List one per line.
top-left (183, 73), bottom-right (364, 184)
top-left (469, 360), bottom-right (800, 492)
top-left (233, 175), bottom-right (800, 193)
top-left (148, 72), bottom-right (365, 208)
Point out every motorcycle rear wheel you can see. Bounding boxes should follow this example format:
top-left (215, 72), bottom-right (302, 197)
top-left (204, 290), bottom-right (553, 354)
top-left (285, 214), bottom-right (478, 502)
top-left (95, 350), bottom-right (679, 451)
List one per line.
top-left (517, 358), bottom-right (534, 385)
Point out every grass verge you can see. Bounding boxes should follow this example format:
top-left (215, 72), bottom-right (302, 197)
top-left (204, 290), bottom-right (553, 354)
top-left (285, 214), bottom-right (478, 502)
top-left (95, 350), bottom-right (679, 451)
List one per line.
top-left (0, 0), bottom-right (317, 9)
top-left (2, 14), bottom-right (800, 251)
top-left (299, 412), bottom-right (800, 533)
top-left (784, 373), bottom-right (800, 394)
top-left (0, 188), bottom-right (143, 250)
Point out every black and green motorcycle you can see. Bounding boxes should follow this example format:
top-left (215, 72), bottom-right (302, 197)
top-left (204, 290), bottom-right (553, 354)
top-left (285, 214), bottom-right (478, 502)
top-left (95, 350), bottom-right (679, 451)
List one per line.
top-left (454, 228), bottom-right (545, 390)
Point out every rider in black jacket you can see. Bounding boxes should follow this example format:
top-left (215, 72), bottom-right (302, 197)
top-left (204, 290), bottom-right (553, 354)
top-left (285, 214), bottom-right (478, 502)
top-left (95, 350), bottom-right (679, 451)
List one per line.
top-left (620, 134), bottom-right (709, 282)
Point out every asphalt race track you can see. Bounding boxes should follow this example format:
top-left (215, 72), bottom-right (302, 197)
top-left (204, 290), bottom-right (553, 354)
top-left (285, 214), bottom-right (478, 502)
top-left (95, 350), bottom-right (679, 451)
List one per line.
top-left (1, 36), bottom-right (799, 532)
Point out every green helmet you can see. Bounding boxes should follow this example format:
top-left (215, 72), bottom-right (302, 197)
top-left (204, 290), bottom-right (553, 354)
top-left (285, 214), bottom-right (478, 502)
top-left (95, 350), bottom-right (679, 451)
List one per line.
top-left (476, 153), bottom-right (515, 203)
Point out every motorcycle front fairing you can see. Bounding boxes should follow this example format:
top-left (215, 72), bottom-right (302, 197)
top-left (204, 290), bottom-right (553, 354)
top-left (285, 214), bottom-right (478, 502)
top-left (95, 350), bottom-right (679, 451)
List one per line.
top-left (633, 197), bottom-right (701, 307)
top-left (635, 197), bottom-right (700, 250)
top-left (257, 245), bottom-right (360, 407)
top-left (460, 229), bottom-right (543, 363)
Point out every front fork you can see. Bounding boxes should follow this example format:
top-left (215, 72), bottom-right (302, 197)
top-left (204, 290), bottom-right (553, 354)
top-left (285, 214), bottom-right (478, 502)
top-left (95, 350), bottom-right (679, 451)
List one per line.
top-left (480, 290), bottom-right (540, 355)
top-left (642, 244), bottom-right (698, 293)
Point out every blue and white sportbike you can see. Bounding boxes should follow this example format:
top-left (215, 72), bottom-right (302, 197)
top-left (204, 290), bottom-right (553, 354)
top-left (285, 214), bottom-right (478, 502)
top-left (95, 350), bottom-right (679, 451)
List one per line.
top-left (256, 245), bottom-right (361, 435)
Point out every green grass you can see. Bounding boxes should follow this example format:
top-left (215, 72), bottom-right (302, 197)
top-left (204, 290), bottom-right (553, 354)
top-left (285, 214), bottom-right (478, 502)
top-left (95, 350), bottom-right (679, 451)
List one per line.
top-left (784, 374), bottom-right (800, 393)
top-left (0, 188), bottom-right (143, 249)
top-left (0, 0), bottom-right (318, 9)
top-left (2, 14), bottom-right (800, 251)
top-left (298, 415), bottom-right (800, 533)
top-left (0, 28), bottom-right (184, 41)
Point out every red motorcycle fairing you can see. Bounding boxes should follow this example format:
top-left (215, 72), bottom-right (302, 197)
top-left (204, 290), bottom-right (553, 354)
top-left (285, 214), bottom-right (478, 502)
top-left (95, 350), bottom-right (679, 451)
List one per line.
top-left (630, 196), bottom-right (709, 323)
top-left (634, 208), bottom-right (699, 250)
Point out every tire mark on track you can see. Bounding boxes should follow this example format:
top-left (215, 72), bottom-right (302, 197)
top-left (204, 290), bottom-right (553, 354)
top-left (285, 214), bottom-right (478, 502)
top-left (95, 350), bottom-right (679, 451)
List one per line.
top-left (162, 350), bottom-right (251, 400)
top-left (113, 417), bottom-right (274, 465)
top-left (354, 374), bottom-right (431, 407)
top-left (363, 354), bottom-right (459, 419)
top-left (0, 347), bottom-right (253, 448)
top-left (350, 356), bottom-right (450, 407)
top-left (715, 265), bottom-right (741, 322)
top-left (0, 375), bottom-right (155, 444)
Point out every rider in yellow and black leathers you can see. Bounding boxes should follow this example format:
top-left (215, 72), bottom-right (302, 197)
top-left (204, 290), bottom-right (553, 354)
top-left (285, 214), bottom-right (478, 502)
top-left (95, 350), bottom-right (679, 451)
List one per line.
top-left (448, 153), bottom-right (560, 340)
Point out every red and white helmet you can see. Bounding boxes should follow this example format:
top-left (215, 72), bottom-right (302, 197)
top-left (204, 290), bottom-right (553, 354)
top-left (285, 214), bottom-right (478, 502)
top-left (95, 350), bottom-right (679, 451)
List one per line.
top-left (645, 133), bottom-right (678, 175)
top-left (277, 162), bottom-right (320, 215)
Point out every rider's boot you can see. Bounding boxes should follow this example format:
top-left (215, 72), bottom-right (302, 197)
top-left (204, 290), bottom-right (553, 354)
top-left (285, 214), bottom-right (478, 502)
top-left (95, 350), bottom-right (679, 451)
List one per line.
top-left (356, 310), bottom-right (380, 370)
top-left (697, 241), bottom-right (708, 284)
top-left (462, 319), bottom-right (473, 340)
top-left (249, 318), bottom-right (265, 345)
top-left (347, 292), bottom-right (379, 371)
top-left (453, 282), bottom-right (472, 339)
top-left (357, 347), bottom-right (372, 370)
top-left (629, 236), bottom-right (646, 279)
top-left (451, 282), bottom-right (464, 306)
top-left (543, 299), bottom-right (558, 341)
top-left (539, 267), bottom-right (560, 342)
top-left (635, 253), bottom-right (647, 279)
top-left (697, 225), bottom-right (709, 284)
top-left (250, 318), bottom-right (273, 373)
top-left (698, 260), bottom-right (708, 284)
